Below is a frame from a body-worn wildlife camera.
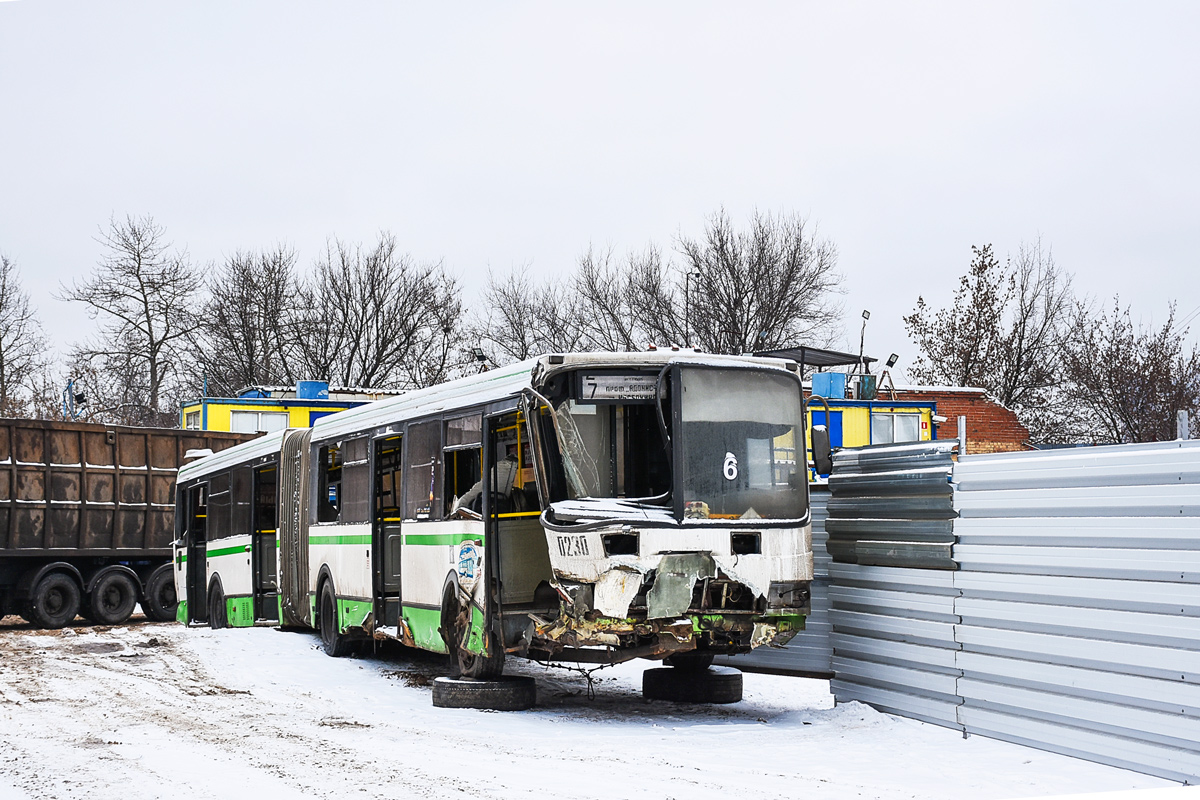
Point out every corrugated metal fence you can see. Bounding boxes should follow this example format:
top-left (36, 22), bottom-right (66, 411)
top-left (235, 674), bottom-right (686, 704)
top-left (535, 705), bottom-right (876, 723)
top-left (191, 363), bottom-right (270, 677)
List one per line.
top-left (825, 440), bottom-right (1200, 783)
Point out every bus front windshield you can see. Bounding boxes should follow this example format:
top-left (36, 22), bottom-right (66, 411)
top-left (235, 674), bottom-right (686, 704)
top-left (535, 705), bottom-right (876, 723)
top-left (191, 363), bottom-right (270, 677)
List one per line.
top-left (678, 368), bottom-right (806, 520)
top-left (551, 398), bottom-right (671, 501)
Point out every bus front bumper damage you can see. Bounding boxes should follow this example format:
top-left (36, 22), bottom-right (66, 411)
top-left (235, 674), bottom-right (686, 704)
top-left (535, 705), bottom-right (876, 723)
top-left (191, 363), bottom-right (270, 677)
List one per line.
top-left (529, 552), bottom-right (807, 663)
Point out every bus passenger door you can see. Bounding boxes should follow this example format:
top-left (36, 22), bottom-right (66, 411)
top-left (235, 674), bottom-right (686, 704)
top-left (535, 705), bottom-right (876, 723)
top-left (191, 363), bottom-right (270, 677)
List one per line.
top-left (374, 437), bottom-right (404, 628)
top-left (185, 484), bottom-right (209, 623)
top-left (253, 464), bottom-right (279, 621)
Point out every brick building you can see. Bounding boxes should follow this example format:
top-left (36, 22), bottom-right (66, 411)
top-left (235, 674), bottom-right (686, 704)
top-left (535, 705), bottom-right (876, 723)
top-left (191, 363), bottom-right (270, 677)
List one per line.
top-left (890, 386), bottom-right (1031, 454)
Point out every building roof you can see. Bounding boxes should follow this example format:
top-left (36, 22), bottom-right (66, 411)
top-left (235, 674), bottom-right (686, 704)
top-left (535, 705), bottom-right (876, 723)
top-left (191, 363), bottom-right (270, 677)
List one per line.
top-left (754, 345), bottom-right (875, 369)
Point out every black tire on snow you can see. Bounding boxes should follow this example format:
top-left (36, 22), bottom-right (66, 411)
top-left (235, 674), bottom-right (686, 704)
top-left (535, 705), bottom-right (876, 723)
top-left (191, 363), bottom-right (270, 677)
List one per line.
top-left (431, 676), bottom-right (536, 711)
top-left (141, 564), bottom-right (178, 622)
top-left (642, 665), bottom-right (743, 704)
top-left (89, 571), bottom-right (139, 625)
top-left (208, 584), bottom-right (227, 630)
top-left (319, 582), bottom-right (354, 657)
top-left (28, 572), bottom-right (82, 629)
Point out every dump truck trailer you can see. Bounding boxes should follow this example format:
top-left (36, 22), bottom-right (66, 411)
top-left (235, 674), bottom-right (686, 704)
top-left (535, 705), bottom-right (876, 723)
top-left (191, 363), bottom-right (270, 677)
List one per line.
top-left (0, 419), bottom-right (253, 627)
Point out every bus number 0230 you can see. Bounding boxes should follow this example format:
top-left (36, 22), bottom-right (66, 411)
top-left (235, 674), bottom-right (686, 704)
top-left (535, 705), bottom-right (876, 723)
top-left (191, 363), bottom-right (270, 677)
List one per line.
top-left (556, 535), bottom-right (589, 557)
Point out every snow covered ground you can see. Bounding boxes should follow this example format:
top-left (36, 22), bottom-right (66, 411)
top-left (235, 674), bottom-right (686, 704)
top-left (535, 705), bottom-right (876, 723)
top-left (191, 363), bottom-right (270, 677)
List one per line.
top-left (0, 616), bottom-right (1184, 800)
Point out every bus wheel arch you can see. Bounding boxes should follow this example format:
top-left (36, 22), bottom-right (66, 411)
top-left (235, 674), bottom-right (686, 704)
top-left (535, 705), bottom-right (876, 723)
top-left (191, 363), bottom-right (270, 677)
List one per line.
top-left (439, 575), bottom-right (503, 680)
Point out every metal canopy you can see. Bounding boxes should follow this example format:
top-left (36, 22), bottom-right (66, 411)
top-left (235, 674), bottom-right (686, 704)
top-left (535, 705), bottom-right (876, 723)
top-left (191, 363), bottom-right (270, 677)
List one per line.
top-left (754, 345), bottom-right (875, 369)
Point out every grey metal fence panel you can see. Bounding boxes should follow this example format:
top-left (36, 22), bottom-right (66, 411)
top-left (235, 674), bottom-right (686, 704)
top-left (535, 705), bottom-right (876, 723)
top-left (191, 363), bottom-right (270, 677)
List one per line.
top-left (718, 489), bottom-right (833, 676)
top-left (826, 441), bottom-right (958, 569)
top-left (825, 439), bottom-right (1200, 783)
top-left (951, 441), bottom-right (1200, 783)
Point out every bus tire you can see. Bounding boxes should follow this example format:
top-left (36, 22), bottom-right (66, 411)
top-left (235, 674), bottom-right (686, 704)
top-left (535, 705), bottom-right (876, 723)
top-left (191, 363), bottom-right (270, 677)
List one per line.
top-left (28, 572), bottom-right (81, 629)
top-left (141, 565), bottom-right (178, 622)
top-left (440, 584), bottom-right (504, 679)
top-left (318, 582), bottom-right (354, 658)
top-left (431, 676), bottom-right (536, 711)
top-left (208, 584), bottom-right (227, 630)
top-left (642, 665), bottom-right (743, 704)
top-left (89, 570), bottom-right (139, 625)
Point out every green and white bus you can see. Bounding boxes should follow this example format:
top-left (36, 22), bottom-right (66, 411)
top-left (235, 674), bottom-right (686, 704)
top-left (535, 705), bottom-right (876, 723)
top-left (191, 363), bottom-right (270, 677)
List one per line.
top-left (174, 351), bottom-right (814, 679)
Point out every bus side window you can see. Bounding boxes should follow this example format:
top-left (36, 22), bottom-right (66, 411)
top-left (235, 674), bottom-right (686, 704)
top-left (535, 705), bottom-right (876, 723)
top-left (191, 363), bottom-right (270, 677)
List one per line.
top-left (317, 444), bottom-right (342, 523)
top-left (340, 437), bottom-right (370, 524)
top-left (444, 415), bottom-right (483, 515)
top-left (405, 420), bottom-right (442, 521)
top-left (208, 472), bottom-right (232, 539)
top-left (231, 466), bottom-right (253, 536)
top-left (375, 438), bottom-right (403, 520)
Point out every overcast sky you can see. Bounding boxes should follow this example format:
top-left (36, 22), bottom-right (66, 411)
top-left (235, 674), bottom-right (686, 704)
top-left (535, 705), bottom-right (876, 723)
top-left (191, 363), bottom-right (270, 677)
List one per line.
top-left (1, 2), bottom-right (1196, 382)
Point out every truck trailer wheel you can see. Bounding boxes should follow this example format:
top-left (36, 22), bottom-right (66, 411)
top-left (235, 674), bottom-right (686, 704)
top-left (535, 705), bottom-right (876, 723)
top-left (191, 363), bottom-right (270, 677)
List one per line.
top-left (432, 676), bottom-right (536, 711)
top-left (642, 665), bottom-right (743, 704)
top-left (28, 572), bottom-right (82, 629)
top-left (140, 565), bottom-right (177, 622)
top-left (89, 571), bottom-right (139, 625)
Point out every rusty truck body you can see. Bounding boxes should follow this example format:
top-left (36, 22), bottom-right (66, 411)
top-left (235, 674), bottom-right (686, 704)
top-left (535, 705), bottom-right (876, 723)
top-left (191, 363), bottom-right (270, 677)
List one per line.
top-left (175, 351), bottom-right (813, 675)
top-left (0, 419), bottom-right (252, 627)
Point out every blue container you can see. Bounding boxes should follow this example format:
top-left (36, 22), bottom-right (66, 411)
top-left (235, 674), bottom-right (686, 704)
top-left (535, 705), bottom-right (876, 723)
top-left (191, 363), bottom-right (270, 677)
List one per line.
top-left (811, 372), bottom-right (846, 400)
top-left (296, 380), bottom-right (330, 400)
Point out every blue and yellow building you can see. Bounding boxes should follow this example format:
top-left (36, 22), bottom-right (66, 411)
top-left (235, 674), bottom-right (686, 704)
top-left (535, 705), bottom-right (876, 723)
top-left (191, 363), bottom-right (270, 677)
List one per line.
top-left (180, 381), bottom-right (401, 434)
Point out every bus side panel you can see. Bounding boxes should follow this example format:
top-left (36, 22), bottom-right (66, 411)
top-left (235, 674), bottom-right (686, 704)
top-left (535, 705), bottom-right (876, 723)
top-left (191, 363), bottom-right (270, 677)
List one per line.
top-left (207, 533), bottom-right (254, 626)
top-left (307, 522), bottom-right (372, 633)
top-left (400, 519), bottom-right (484, 653)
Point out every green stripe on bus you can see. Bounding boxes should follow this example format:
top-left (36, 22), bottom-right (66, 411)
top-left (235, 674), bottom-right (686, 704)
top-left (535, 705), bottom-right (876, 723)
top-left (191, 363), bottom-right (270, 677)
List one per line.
top-left (207, 545), bottom-right (248, 558)
top-left (403, 533), bottom-right (485, 546)
top-left (309, 535), bottom-right (373, 546)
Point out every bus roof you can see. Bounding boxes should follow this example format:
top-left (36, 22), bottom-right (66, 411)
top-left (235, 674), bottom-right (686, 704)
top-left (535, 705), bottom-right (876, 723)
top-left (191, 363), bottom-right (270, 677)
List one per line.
top-left (177, 428), bottom-right (291, 483)
top-left (309, 350), bottom-right (797, 444)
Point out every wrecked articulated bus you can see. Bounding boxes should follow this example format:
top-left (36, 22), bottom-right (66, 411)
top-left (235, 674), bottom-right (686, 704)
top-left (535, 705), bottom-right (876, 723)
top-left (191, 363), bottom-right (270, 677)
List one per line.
top-left (174, 351), bottom-right (813, 684)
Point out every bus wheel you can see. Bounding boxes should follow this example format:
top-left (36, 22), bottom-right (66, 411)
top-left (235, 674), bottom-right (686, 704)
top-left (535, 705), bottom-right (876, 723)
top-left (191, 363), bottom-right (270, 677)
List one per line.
top-left (432, 676), bottom-right (536, 711)
top-left (141, 565), bottom-right (178, 622)
top-left (319, 583), bottom-right (354, 657)
top-left (439, 585), bottom-right (504, 679)
top-left (208, 585), bottom-right (227, 630)
top-left (89, 571), bottom-right (139, 625)
top-left (28, 572), bottom-right (81, 629)
top-left (642, 665), bottom-right (743, 704)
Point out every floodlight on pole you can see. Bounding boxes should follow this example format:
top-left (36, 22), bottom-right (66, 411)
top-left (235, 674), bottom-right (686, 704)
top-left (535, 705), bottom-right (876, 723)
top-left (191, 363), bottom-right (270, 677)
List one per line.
top-left (684, 268), bottom-right (702, 347)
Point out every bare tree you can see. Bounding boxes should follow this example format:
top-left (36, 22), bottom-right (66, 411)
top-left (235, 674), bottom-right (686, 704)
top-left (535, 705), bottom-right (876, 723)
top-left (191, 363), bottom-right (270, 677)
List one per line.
top-left (57, 215), bottom-right (201, 426)
top-left (0, 255), bottom-right (48, 416)
top-left (905, 241), bottom-right (1076, 442)
top-left (470, 267), bottom-right (580, 367)
top-left (195, 246), bottom-right (299, 395)
top-left (679, 209), bottom-right (843, 354)
top-left (1060, 299), bottom-right (1200, 443)
top-left (293, 233), bottom-right (467, 388)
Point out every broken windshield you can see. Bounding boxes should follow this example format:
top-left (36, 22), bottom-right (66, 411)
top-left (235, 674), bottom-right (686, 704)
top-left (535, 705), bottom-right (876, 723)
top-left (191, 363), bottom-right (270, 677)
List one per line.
top-left (550, 397), bottom-right (671, 502)
top-left (677, 367), bottom-right (805, 520)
